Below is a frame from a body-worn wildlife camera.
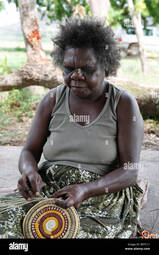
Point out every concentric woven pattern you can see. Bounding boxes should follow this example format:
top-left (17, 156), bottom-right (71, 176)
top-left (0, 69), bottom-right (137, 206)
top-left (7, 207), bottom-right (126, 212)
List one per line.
top-left (23, 199), bottom-right (80, 239)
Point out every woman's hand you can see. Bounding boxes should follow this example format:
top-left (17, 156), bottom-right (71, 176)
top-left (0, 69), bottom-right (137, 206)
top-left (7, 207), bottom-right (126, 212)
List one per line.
top-left (18, 170), bottom-right (45, 200)
top-left (51, 184), bottom-right (86, 209)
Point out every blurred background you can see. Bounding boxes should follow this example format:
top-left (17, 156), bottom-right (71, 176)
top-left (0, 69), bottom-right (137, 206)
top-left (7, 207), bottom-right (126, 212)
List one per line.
top-left (0, 0), bottom-right (159, 148)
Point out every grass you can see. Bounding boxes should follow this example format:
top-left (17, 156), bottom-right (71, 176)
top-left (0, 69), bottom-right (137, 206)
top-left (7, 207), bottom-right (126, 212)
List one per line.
top-left (0, 43), bottom-right (52, 71)
top-left (119, 57), bottom-right (159, 89)
top-left (0, 51), bottom-right (26, 71)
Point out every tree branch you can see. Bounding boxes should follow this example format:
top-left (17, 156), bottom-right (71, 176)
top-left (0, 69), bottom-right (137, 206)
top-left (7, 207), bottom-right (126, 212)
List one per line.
top-left (0, 63), bottom-right (63, 92)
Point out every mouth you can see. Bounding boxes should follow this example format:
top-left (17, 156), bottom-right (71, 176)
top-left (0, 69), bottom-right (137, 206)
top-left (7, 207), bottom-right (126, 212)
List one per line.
top-left (70, 85), bottom-right (90, 98)
top-left (71, 86), bottom-right (86, 89)
top-left (70, 80), bottom-right (87, 88)
top-left (72, 86), bottom-right (85, 88)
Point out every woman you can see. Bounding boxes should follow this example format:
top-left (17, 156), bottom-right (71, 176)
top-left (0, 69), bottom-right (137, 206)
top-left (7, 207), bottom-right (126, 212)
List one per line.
top-left (0, 17), bottom-right (144, 238)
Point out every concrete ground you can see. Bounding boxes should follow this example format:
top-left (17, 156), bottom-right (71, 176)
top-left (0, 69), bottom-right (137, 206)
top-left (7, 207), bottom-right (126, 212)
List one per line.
top-left (0, 146), bottom-right (159, 237)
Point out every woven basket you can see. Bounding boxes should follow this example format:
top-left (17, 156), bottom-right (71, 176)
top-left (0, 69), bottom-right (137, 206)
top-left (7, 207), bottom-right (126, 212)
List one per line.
top-left (23, 198), bottom-right (80, 239)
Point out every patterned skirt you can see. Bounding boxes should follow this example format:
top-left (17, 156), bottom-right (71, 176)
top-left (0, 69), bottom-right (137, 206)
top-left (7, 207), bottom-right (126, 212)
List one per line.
top-left (0, 162), bottom-right (143, 238)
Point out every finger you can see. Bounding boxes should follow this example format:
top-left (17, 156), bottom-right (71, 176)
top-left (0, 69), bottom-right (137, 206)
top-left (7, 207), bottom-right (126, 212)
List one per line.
top-left (18, 178), bottom-right (32, 198)
top-left (74, 201), bottom-right (80, 210)
top-left (28, 175), bottom-right (42, 195)
top-left (55, 197), bottom-right (74, 209)
top-left (52, 189), bottom-right (67, 198)
top-left (29, 174), bottom-right (45, 196)
top-left (28, 176), bottom-right (37, 195)
top-left (19, 177), bottom-right (30, 194)
top-left (18, 183), bottom-right (32, 200)
top-left (36, 176), bottom-right (45, 195)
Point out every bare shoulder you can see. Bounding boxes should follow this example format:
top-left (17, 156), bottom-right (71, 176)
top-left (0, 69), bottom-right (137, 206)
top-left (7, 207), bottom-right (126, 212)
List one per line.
top-left (36, 87), bottom-right (57, 117)
top-left (117, 90), bottom-right (141, 120)
top-left (116, 89), bottom-right (144, 139)
top-left (39, 87), bottom-right (56, 109)
top-left (116, 91), bottom-right (144, 165)
top-left (118, 90), bottom-right (138, 108)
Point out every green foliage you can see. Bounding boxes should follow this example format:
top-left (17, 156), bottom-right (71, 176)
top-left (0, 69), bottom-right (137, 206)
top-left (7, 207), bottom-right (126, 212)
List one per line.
top-left (144, 0), bottom-right (159, 24)
top-left (110, 0), bottom-right (154, 27)
top-left (37, 0), bottom-right (90, 22)
top-left (0, 50), bottom-right (27, 72)
top-left (0, 1), bottom-right (4, 11)
top-left (4, 0), bottom-right (159, 25)
top-left (0, 57), bottom-right (12, 75)
top-left (7, 0), bottom-right (18, 8)
top-left (6, 0), bottom-right (90, 22)
top-left (0, 89), bottom-right (41, 122)
top-left (134, 0), bottom-right (149, 16)
top-left (109, 0), bottom-right (130, 27)
top-left (107, 6), bottom-right (125, 27)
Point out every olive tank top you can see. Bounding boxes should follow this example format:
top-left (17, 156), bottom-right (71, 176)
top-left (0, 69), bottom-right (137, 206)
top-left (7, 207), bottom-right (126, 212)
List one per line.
top-left (43, 83), bottom-right (125, 176)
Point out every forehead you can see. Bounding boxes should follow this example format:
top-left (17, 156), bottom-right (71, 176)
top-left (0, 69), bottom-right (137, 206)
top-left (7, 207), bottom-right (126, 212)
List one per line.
top-left (63, 47), bottom-right (98, 66)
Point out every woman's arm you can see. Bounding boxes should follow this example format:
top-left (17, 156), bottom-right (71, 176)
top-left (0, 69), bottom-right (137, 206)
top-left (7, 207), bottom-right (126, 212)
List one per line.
top-left (53, 91), bottom-right (144, 209)
top-left (18, 89), bottom-right (56, 200)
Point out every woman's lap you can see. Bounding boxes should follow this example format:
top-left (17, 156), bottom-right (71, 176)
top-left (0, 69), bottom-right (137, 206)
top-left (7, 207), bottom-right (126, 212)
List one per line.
top-left (0, 162), bottom-right (143, 238)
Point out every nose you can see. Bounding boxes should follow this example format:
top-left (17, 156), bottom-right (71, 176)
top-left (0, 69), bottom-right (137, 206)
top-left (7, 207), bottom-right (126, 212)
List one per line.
top-left (70, 68), bottom-right (85, 80)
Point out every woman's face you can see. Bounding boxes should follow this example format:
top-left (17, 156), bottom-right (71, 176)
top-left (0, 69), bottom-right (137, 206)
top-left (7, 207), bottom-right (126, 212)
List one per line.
top-left (62, 47), bottom-right (105, 99)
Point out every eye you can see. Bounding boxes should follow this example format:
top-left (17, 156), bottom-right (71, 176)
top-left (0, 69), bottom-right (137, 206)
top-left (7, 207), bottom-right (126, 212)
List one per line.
top-left (81, 66), bottom-right (95, 75)
top-left (63, 66), bottom-right (74, 74)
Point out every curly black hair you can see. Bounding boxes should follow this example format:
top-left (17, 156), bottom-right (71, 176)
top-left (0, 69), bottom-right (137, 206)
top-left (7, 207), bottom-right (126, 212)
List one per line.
top-left (51, 17), bottom-right (120, 77)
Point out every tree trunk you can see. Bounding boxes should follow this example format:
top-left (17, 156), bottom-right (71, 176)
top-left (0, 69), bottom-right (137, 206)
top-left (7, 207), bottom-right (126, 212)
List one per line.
top-left (127, 0), bottom-right (146, 73)
top-left (18, 0), bottom-right (47, 64)
top-left (0, 0), bottom-right (63, 92)
top-left (89, 0), bottom-right (110, 22)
